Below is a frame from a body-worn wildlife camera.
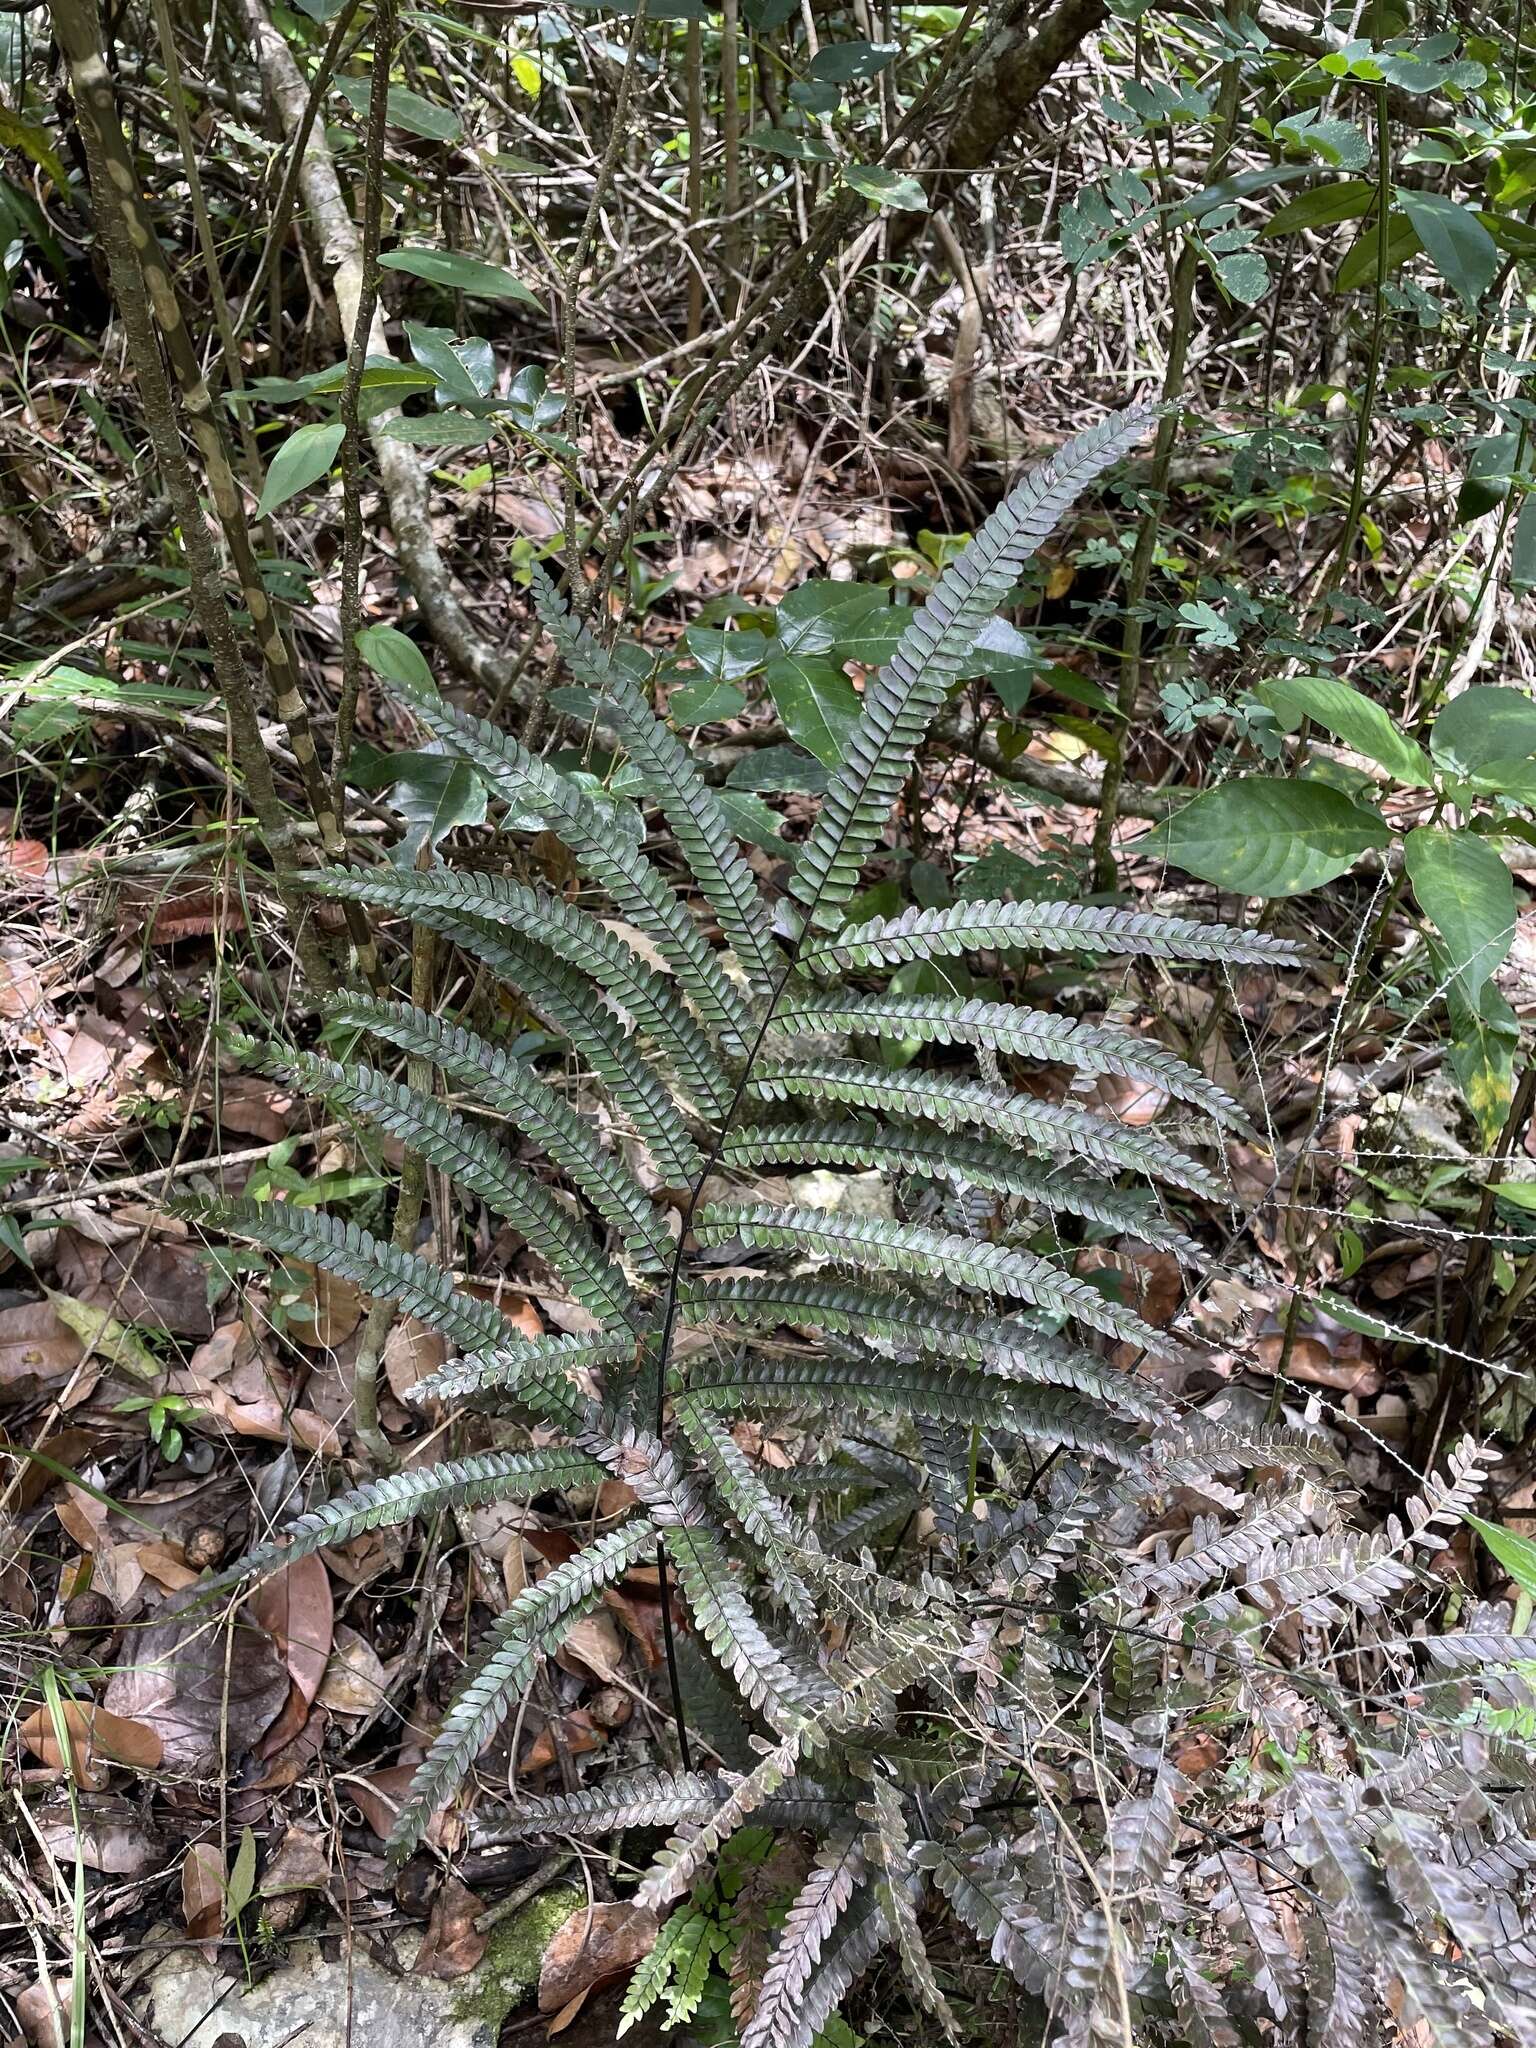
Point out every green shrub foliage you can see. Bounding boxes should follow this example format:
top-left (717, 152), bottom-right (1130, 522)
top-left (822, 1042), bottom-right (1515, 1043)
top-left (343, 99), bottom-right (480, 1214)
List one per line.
top-left (188, 410), bottom-right (1535, 2048)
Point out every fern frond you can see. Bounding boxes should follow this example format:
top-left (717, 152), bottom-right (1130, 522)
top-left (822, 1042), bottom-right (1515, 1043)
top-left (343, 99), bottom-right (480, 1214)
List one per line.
top-left (799, 897), bottom-right (1301, 974)
top-left (789, 406), bottom-right (1154, 928)
top-left (305, 863), bottom-right (730, 1118)
top-left (177, 1198), bottom-right (590, 1426)
top-left (682, 1353), bottom-right (1146, 1463)
top-left (383, 679), bottom-right (752, 1049)
top-left (666, 1525), bottom-right (837, 1732)
top-left (675, 1398), bottom-right (820, 1628)
top-left (257, 1047), bottom-right (636, 1325)
top-left (919, 1833), bottom-right (1052, 1993)
top-left (638, 1729), bottom-right (800, 1911)
top-left (471, 1769), bottom-right (723, 1841)
top-left (694, 1203), bottom-right (1171, 1351)
top-left (388, 1516), bottom-right (658, 1861)
top-left (718, 1132), bottom-right (1203, 1260)
top-left (681, 1273), bottom-right (1171, 1420)
top-left (776, 991), bottom-right (1247, 1128)
top-left (1132, 1487), bottom-right (1326, 1605)
top-left (408, 1333), bottom-right (636, 1406)
top-left (746, 1056), bottom-right (1226, 1199)
top-left (214, 1448), bottom-right (606, 1588)
top-left (328, 996), bottom-right (672, 1270)
top-left (740, 1831), bottom-right (866, 2048)
top-left (858, 1771), bottom-right (958, 2039)
top-left (530, 560), bottom-right (782, 989)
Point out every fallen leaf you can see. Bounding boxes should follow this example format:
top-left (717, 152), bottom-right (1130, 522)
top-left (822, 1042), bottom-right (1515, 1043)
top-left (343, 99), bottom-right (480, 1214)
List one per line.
top-left (47, 1290), bottom-right (161, 1382)
top-left (0, 1302), bottom-right (84, 1396)
top-left (414, 1875), bottom-right (486, 1979)
top-left (182, 1840), bottom-right (225, 1943)
top-left (291, 1263), bottom-right (363, 1349)
top-left (16, 1977), bottom-right (71, 2048)
top-left (538, 1901), bottom-right (659, 2013)
top-left (36, 1792), bottom-right (166, 1875)
top-left (209, 1074), bottom-right (294, 1143)
top-left (103, 1591), bottom-right (289, 1773)
top-left (260, 1823), bottom-right (331, 1897)
top-left (555, 1608), bottom-right (625, 1685)
top-left (519, 1708), bottom-right (603, 1775)
top-left (316, 1623), bottom-right (388, 1716)
top-left (19, 1699), bottom-right (163, 1786)
top-left (135, 1539), bottom-right (201, 1593)
top-left (54, 1230), bottom-right (213, 1338)
top-left (250, 1552), bottom-right (334, 1756)
top-left (383, 1313), bottom-right (447, 1402)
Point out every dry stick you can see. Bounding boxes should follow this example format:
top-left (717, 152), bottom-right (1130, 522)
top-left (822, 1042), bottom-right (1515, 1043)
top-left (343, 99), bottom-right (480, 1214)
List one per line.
top-left (555, 0), bottom-right (650, 623)
top-left (333, 0), bottom-right (399, 809)
top-left (349, 914), bottom-right (435, 1474)
top-left (243, 0), bottom-right (527, 706)
top-left (48, 0), bottom-right (334, 996)
top-left (1090, 0), bottom-right (1247, 894)
top-left (52, 0), bottom-right (378, 985)
top-left (684, 17), bottom-right (704, 342)
top-left (720, 0), bottom-right (742, 299)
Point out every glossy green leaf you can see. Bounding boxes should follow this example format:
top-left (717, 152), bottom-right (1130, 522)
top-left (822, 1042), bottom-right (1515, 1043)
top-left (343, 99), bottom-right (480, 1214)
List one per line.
top-left (1430, 687), bottom-right (1536, 776)
top-left (1396, 186), bottom-right (1498, 307)
top-left (256, 421), bottom-right (344, 517)
top-left (765, 654), bottom-right (861, 766)
top-left (1262, 179), bottom-right (1375, 237)
top-left (810, 40), bottom-right (899, 80)
top-left (1152, 777), bottom-right (1389, 897)
top-left (1465, 1515), bottom-right (1536, 1600)
top-left (1447, 978), bottom-right (1518, 1148)
top-left (1335, 208), bottom-right (1420, 291)
top-left (1257, 674), bottom-right (1434, 786)
top-left (1403, 825), bottom-right (1515, 1000)
top-left (333, 76), bottom-right (461, 142)
top-left (845, 164), bottom-right (928, 211)
top-left (1511, 496), bottom-right (1536, 593)
top-left (380, 247), bottom-right (542, 308)
top-left (357, 624), bottom-right (434, 691)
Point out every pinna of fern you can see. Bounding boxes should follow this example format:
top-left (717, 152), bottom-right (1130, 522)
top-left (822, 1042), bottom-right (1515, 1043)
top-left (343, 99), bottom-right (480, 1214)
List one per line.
top-left (175, 402), bottom-right (1408, 2045)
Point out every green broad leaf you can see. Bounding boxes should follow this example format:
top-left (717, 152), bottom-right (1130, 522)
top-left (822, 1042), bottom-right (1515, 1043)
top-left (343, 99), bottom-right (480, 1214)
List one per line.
top-left (226, 1826), bottom-right (259, 1921)
top-left (332, 76), bottom-right (461, 143)
top-left (1458, 433), bottom-right (1520, 523)
top-left (1490, 1178), bottom-right (1536, 1214)
top-left (790, 79), bottom-right (841, 114)
top-left (684, 625), bottom-right (769, 684)
top-left (1151, 777), bottom-right (1389, 897)
top-left (1431, 686), bottom-right (1536, 776)
top-left (774, 580), bottom-right (888, 657)
top-left (810, 40), bottom-right (900, 81)
top-left (357, 624), bottom-right (434, 690)
top-left (1275, 112), bottom-right (1368, 171)
top-left (715, 788), bottom-right (789, 851)
top-left (1213, 249), bottom-right (1269, 303)
top-left (845, 164), bottom-right (928, 211)
top-left (378, 415), bottom-right (494, 448)
top-left (1403, 824), bottom-right (1515, 1000)
top-left (256, 421), bottom-right (345, 517)
top-left (0, 110), bottom-right (67, 188)
top-left (1511, 496), bottom-right (1536, 593)
top-left (404, 323), bottom-right (496, 407)
top-left (1395, 186), bottom-right (1498, 307)
top-left (1465, 1514), bottom-right (1536, 1601)
top-left (1335, 208), bottom-right (1420, 292)
top-left (725, 743), bottom-right (830, 794)
top-left (765, 654), bottom-right (862, 767)
top-left (1446, 977), bottom-right (1518, 1149)
top-left (380, 247), bottom-right (543, 308)
top-left (1257, 673), bottom-right (1434, 786)
top-left (362, 747), bottom-right (489, 864)
top-left (1262, 179), bottom-right (1375, 237)
top-left (669, 678), bottom-right (746, 726)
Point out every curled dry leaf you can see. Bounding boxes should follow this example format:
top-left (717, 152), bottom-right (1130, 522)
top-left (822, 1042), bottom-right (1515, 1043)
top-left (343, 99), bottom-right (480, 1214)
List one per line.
top-left (316, 1623), bottom-right (389, 1716)
top-left (181, 1840), bottom-right (225, 1944)
top-left (250, 1552), bottom-right (334, 1757)
top-left (19, 1699), bottom-right (163, 1787)
top-left (537, 1900), bottom-right (659, 2015)
top-left (519, 1707), bottom-right (603, 1776)
top-left (290, 1262), bottom-right (363, 1349)
top-left (413, 1874), bottom-right (486, 1979)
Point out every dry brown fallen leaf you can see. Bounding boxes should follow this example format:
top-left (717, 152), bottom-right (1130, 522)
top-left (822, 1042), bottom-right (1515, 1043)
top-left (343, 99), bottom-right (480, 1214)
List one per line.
top-left (520, 1708), bottom-right (603, 1776)
top-left (290, 1263), bottom-right (363, 1350)
top-left (316, 1623), bottom-right (388, 1716)
top-left (181, 1839), bottom-right (225, 1945)
top-left (250, 1552), bottom-right (334, 1757)
top-left (0, 1301), bottom-right (84, 1398)
top-left (103, 1592), bottom-right (289, 1773)
top-left (16, 1976), bottom-right (72, 2048)
top-left (383, 1312), bottom-right (448, 1402)
top-left (414, 1875), bottom-right (487, 1979)
top-left (538, 1900), bottom-right (659, 2015)
top-left (19, 1699), bottom-right (163, 1787)
top-left (54, 1229), bottom-right (213, 1338)
top-left (36, 1792), bottom-right (166, 1875)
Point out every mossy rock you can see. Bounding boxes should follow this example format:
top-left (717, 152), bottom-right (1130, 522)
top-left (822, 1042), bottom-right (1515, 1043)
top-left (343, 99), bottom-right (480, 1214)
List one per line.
top-left (451, 1882), bottom-right (585, 2030)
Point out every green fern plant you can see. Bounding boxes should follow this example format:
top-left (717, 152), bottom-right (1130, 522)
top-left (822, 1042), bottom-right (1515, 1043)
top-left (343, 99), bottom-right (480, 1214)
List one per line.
top-left (180, 409), bottom-right (1536, 2047)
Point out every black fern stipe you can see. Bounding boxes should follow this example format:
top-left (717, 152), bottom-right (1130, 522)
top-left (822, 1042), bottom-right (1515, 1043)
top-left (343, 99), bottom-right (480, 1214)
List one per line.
top-left (176, 408), bottom-right (1521, 2048)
